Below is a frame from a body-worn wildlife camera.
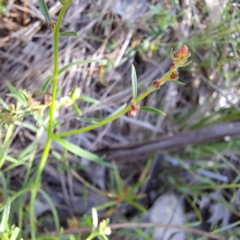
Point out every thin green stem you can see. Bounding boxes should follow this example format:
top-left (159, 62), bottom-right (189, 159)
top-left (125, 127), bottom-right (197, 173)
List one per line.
top-left (34, 0), bottom-right (72, 193)
top-left (86, 231), bottom-right (100, 240)
top-left (55, 106), bottom-right (130, 137)
top-left (39, 189), bottom-right (60, 230)
top-left (18, 142), bottom-right (38, 229)
top-left (48, 3), bottom-right (71, 133)
top-left (30, 2), bottom-right (72, 239)
top-left (3, 124), bottom-right (14, 145)
top-left (0, 124), bottom-right (15, 168)
top-left (24, 123), bottom-right (46, 186)
top-left (30, 189), bottom-right (37, 240)
top-left (137, 88), bottom-right (153, 102)
top-left (187, 183), bottom-right (240, 190)
top-left (54, 88), bottom-right (154, 138)
top-left (35, 137), bottom-right (51, 184)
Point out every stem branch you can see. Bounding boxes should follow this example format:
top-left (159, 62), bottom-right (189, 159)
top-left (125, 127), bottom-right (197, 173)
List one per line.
top-left (54, 88), bottom-right (154, 138)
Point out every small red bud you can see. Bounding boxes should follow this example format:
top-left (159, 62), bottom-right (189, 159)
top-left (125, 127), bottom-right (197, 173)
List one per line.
top-left (173, 52), bottom-right (180, 59)
top-left (170, 71), bottom-right (179, 79)
top-left (49, 21), bottom-right (56, 28)
top-left (180, 45), bottom-right (188, 53)
top-left (170, 61), bottom-right (177, 69)
top-left (172, 45), bottom-right (191, 63)
top-left (152, 80), bottom-right (161, 89)
top-left (128, 110), bottom-right (137, 117)
top-left (131, 102), bottom-right (140, 111)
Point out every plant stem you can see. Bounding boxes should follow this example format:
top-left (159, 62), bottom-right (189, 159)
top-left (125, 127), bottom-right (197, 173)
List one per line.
top-left (35, 137), bottom-right (51, 184)
top-left (49, 2), bottom-right (71, 133)
top-left (34, 0), bottom-right (72, 189)
top-left (0, 124), bottom-right (15, 168)
top-left (86, 231), bottom-right (99, 240)
top-left (54, 88), bottom-right (154, 138)
top-left (30, 2), bottom-right (72, 239)
top-left (55, 106), bottom-right (130, 137)
top-left (30, 189), bottom-right (37, 240)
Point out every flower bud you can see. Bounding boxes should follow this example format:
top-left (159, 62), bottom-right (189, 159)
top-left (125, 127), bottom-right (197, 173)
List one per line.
top-left (180, 45), bottom-right (188, 53)
top-left (104, 226), bottom-right (111, 235)
top-left (128, 110), bottom-right (137, 117)
top-left (173, 52), bottom-right (180, 59)
top-left (172, 45), bottom-right (191, 65)
top-left (152, 80), bottom-right (161, 89)
top-left (170, 71), bottom-right (179, 80)
top-left (170, 61), bottom-right (177, 69)
top-left (49, 21), bottom-right (56, 28)
top-left (130, 102), bottom-right (140, 111)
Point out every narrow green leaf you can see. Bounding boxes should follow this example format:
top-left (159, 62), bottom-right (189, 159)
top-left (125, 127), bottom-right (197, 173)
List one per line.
top-left (40, 75), bottom-right (53, 92)
top-left (5, 81), bottom-right (17, 93)
top-left (3, 159), bottom-right (28, 173)
top-left (140, 106), bottom-right (166, 116)
top-left (104, 103), bottom-right (127, 120)
top-left (78, 95), bottom-right (99, 104)
top-left (58, 0), bottom-right (68, 5)
top-left (18, 140), bottom-right (38, 159)
top-left (54, 137), bottom-right (111, 167)
top-left (169, 79), bottom-right (186, 85)
top-left (95, 201), bottom-right (116, 211)
top-left (0, 173), bottom-right (7, 202)
top-left (7, 93), bottom-right (26, 105)
top-left (75, 117), bottom-right (100, 124)
top-left (0, 98), bottom-right (9, 110)
top-left (0, 197), bottom-right (11, 233)
top-left (39, 189), bottom-right (60, 230)
top-left (52, 150), bottom-right (62, 160)
top-left (130, 178), bottom-right (149, 191)
top-left (100, 234), bottom-right (109, 240)
top-left (38, 0), bottom-right (51, 23)
top-left (72, 103), bottom-right (82, 116)
top-left (59, 31), bottom-right (78, 37)
top-left (134, 228), bottom-right (151, 239)
top-left (131, 64), bottom-right (138, 100)
top-left (58, 59), bottom-right (107, 75)
top-left (113, 163), bottom-right (123, 194)
top-left (127, 199), bottom-right (146, 212)
top-left (179, 60), bottom-right (192, 68)
top-left (5, 155), bottom-right (27, 165)
top-left (15, 121), bottom-right (38, 132)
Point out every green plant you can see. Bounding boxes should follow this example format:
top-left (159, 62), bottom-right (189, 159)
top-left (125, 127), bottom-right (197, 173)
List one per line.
top-left (0, 0), bottom-right (192, 239)
top-left (0, 2), bottom-right (6, 15)
top-left (85, 208), bottom-right (111, 240)
top-left (0, 198), bottom-right (21, 240)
